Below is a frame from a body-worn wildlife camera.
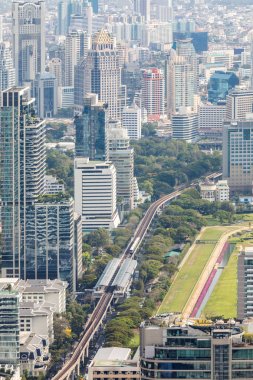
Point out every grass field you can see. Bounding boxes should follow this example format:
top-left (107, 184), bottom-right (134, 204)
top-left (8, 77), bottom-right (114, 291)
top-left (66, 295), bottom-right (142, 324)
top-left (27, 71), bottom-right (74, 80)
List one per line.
top-left (158, 226), bottom-right (244, 314)
top-left (203, 248), bottom-right (238, 318)
top-left (158, 242), bottom-right (216, 313)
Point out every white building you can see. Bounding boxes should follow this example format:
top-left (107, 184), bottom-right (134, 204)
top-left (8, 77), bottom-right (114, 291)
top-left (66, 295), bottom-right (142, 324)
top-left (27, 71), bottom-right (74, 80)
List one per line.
top-left (106, 123), bottom-right (134, 211)
top-left (20, 302), bottom-right (54, 343)
top-left (203, 50), bottom-right (234, 69)
top-left (48, 57), bottom-right (62, 88)
top-left (58, 86), bottom-right (74, 109)
top-left (0, 42), bottom-right (15, 104)
top-left (200, 180), bottom-right (229, 202)
top-left (88, 347), bottom-right (140, 380)
top-left (172, 108), bottom-right (198, 142)
top-left (122, 104), bottom-right (142, 140)
top-left (0, 278), bottom-right (67, 314)
top-left (199, 103), bottom-right (226, 139)
top-left (74, 158), bottom-right (120, 231)
top-left (226, 90), bottom-right (253, 120)
top-left (45, 175), bottom-right (65, 195)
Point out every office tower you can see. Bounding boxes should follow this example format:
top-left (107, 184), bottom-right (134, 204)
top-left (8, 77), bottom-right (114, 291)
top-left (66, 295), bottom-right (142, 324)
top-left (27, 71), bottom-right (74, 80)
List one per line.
top-left (223, 119), bottom-right (253, 193)
top-left (83, 29), bottom-right (124, 119)
top-left (106, 123), bottom-right (134, 211)
top-left (199, 102), bottom-right (226, 140)
top-left (238, 247), bottom-right (253, 318)
top-left (91, 0), bottom-right (99, 13)
top-left (33, 72), bottom-right (58, 118)
top-left (226, 90), bottom-right (253, 120)
top-left (0, 87), bottom-right (46, 278)
top-left (0, 290), bottom-right (19, 367)
top-left (152, 0), bottom-right (173, 23)
top-left (26, 196), bottom-right (81, 291)
top-left (172, 108), bottom-right (198, 142)
top-left (141, 68), bottom-right (165, 120)
top-left (251, 35), bottom-right (253, 89)
top-left (167, 51), bottom-right (195, 116)
top-left (133, 0), bottom-right (150, 22)
top-left (12, 1), bottom-right (45, 85)
top-left (48, 57), bottom-right (63, 88)
top-left (75, 93), bottom-right (107, 160)
top-left (64, 31), bottom-right (82, 87)
top-left (74, 158), bottom-right (120, 231)
top-left (140, 317), bottom-right (253, 380)
top-left (122, 104), bottom-right (142, 140)
top-left (58, 0), bottom-right (71, 35)
top-left (176, 39), bottom-right (198, 92)
top-left (208, 71), bottom-right (239, 103)
top-left (0, 42), bottom-right (15, 104)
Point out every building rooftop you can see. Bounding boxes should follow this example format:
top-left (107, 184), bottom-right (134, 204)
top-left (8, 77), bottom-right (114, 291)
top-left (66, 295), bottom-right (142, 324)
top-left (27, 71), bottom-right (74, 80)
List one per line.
top-left (93, 347), bottom-right (131, 362)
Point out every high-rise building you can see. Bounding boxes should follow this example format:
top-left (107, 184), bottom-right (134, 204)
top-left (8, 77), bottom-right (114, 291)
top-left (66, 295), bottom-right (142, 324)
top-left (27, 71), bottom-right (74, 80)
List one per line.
top-left (199, 102), bottom-right (226, 140)
top-left (12, 0), bottom-right (45, 85)
top-left (106, 123), bottom-right (134, 211)
top-left (167, 50), bottom-right (195, 116)
top-left (91, 0), bottom-right (99, 14)
top-left (223, 119), bottom-right (253, 193)
top-left (75, 93), bottom-right (107, 160)
top-left (48, 57), bottom-right (63, 88)
top-left (0, 290), bottom-right (20, 367)
top-left (64, 30), bottom-right (82, 87)
top-left (238, 247), bottom-right (253, 318)
top-left (33, 72), bottom-right (58, 118)
top-left (74, 158), bottom-right (120, 231)
top-left (81, 29), bottom-right (124, 119)
top-left (141, 68), bottom-right (165, 121)
top-left (226, 90), bottom-right (253, 120)
top-left (208, 71), bottom-right (239, 103)
top-left (176, 39), bottom-right (198, 92)
top-left (122, 104), bottom-right (142, 140)
top-left (57, 0), bottom-right (71, 35)
top-left (133, 0), bottom-right (150, 22)
top-left (0, 42), bottom-right (15, 104)
top-left (152, 0), bottom-right (173, 23)
top-left (0, 87), bottom-right (46, 278)
top-left (26, 195), bottom-right (81, 291)
top-left (140, 317), bottom-right (253, 380)
top-left (172, 108), bottom-right (198, 142)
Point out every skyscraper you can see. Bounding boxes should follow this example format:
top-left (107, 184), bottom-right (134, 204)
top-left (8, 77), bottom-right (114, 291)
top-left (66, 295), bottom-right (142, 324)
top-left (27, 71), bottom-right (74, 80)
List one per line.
top-left (33, 72), bottom-right (58, 118)
top-left (122, 104), bottom-right (142, 140)
top-left (172, 108), bottom-right (198, 142)
top-left (167, 50), bottom-right (195, 116)
top-left (133, 0), bottom-right (150, 22)
top-left (83, 29), bottom-right (124, 119)
top-left (75, 93), bottom-right (108, 160)
top-left (226, 90), bottom-right (253, 120)
top-left (0, 87), bottom-right (46, 278)
top-left (12, 1), bottom-right (46, 85)
top-left (64, 30), bottom-right (82, 87)
top-left (223, 118), bottom-right (253, 193)
top-left (141, 68), bottom-right (165, 120)
top-left (0, 42), bottom-right (15, 104)
top-left (57, 0), bottom-right (71, 35)
top-left (74, 158), bottom-right (120, 231)
top-left (106, 122), bottom-right (135, 211)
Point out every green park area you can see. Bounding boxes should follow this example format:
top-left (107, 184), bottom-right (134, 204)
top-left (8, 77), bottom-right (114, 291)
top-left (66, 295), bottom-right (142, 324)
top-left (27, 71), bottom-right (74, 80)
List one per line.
top-left (158, 225), bottom-right (245, 314)
top-left (203, 247), bottom-right (238, 319)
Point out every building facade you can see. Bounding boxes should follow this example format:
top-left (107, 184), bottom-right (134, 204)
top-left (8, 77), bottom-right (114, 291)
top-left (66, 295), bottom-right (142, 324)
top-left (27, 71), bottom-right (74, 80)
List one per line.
top-left (141, 318), bottom-right (253, 380)
top-left (223, 119), bottom-right (253, 193)
top-left (75, 93), bottom-right (107, 160)
top-left (74, 158), bottom-right (120, 231)
top-left (33, 72), bottom-right (58, 118)
top-left (12, 0), bottom-right (45, 85)
top-left (122, 104), bottom-right (142, 140)
top-left (208, 71), bottom-right (239, 104)
top-left (172, 109), bottom-right (198, 142)
top-left (226, 90), bottom-right (253, 120)
top-left (238, 247), bottom-right (253, 319)
top-left (141, 68), bottom-right (165, 120)
top-left (0, 42), bottom-right (15, 104)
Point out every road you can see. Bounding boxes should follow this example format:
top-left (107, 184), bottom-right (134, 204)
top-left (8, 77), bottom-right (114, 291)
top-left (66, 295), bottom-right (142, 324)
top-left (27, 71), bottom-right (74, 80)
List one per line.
top-left (52, 172), bottom-right (221, 380)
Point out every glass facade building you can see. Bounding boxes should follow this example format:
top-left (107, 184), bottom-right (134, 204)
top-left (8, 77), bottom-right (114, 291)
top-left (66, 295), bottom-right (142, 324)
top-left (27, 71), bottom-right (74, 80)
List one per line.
top-left (0, 291), bottom-right (19, 366)
top-left (140, 319), bottom-right (253, 379)
top-left (75, 93), bottom-right (107, 160)
top-left (208, 71), bottom-right (239, 104)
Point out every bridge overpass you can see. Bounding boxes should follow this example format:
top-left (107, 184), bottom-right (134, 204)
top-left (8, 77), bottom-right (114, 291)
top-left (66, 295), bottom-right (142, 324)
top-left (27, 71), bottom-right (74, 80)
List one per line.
top-left (51, 172), bottom-right (222, 380)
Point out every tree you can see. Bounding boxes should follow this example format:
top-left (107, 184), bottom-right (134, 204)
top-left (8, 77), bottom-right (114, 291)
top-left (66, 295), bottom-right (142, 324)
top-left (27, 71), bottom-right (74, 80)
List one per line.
top-left (86, 228), bottom-right (110, 248)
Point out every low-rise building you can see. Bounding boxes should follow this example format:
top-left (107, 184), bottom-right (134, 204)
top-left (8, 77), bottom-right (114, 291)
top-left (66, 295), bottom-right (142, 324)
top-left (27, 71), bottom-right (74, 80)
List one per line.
top-left (45, 175), bottom-right (65, 195)
top-left (88, 347), bottom-right (140, 380)
top-left (20, 333), bottom-right (49, 377)
top-left (200, 180), bottom-right (229, 202)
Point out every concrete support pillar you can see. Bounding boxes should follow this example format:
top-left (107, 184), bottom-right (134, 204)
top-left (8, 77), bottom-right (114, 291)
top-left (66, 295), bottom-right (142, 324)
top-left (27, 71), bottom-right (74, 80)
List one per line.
top-left (85, 345), bottom-right (89, 357)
